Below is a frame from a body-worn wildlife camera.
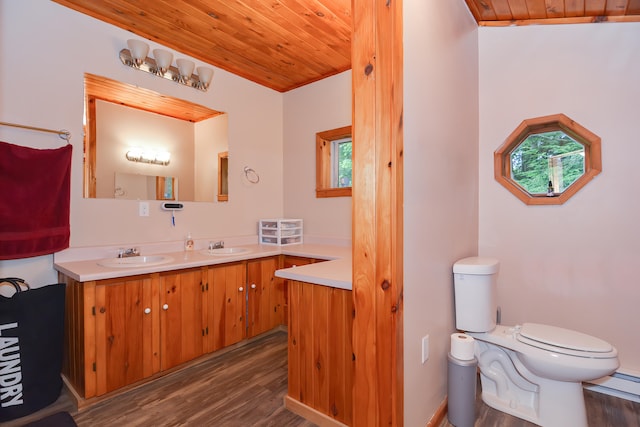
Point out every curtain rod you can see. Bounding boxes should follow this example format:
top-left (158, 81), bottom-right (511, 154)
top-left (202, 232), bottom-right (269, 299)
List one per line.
top-left (0, 121), bottom-right (71, 142)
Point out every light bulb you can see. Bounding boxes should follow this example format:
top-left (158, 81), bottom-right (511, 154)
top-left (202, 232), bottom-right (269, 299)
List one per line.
top-left (196, 66), bottom-right (214, 89)
top-left (176, 59), bottom-right (195, 82)
top-left (127, 39), bottom-right (149, 66)
top-left (153, 49), bottom-right (173, 74)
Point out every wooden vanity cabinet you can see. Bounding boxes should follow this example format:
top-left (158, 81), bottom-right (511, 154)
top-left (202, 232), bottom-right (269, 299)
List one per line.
top-left (287, 279), bottom-right (354, 426)
top-left (159, 268), bottom-right (206, 371)
top-left (94, 274), bottom-right (160, 396)
top-left (203, 261), bottom-right (247, 351)
top-left (247, 256), bottom-right (283, 337)
top-left (203, 257), bottom-right (282, 348)
top-left (60, 256), bottom-right (287, 404)
top-left (281, 256), bottom-right (321, 325)
top-left (61, 273), bottom-right (162, 399)
top-left (92, 268), bottom-right (206, 395)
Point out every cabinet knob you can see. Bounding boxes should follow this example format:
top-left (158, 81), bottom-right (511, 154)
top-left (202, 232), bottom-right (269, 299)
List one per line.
top-left (238, 286), bottom-right (244, 292)
top-left (144, 307), bottom-right (151, 314)
top-left (251, 283), bottom-right (257, 289)
top-left (162, 303), bottom-right (169, 310)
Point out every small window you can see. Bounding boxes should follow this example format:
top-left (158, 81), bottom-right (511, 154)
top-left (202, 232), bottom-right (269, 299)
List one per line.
top-left (331, 136), bottom-right (352, 188)
top-left (316, 125), bottom-right (352, 197)
top-left (495, 114), bottom-right (601, 205)
top-left (510, 131), bottom-right (585, 195)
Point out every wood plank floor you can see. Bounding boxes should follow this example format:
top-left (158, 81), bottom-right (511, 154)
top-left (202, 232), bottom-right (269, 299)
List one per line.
top-left (8, 330), bottom-right (315, 427)
top-left (439, 378), bottom-right (640, 427)
top-left (7, 330), bottom-right (639, 426)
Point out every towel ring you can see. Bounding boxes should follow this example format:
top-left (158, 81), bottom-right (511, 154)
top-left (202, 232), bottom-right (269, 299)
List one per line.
top-left (243, 166), bottom-right (260, 184)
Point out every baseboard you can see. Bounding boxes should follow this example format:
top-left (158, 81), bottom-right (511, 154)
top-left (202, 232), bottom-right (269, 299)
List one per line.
top-left (284, 395), bottom-right (349, 427)
top-left (426, 397), bottom-right (448, 427)
top-left (585, 370), bottom-right (640, 403)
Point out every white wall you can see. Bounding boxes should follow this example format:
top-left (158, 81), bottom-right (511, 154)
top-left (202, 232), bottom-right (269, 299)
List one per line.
top-left (0, 1), bottom-right (283, 285)
top-left (282, 71), bottom-right (352, 242)
top-left (478, 23), bottom-right (640, 373)
top-left (403, 0), bottom-right (479, 424)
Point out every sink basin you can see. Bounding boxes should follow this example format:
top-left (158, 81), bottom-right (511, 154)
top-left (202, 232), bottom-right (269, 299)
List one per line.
top-left (98, 255), bottom-right (174, 268)
top-left (200, 247), bottom-right (251, 256)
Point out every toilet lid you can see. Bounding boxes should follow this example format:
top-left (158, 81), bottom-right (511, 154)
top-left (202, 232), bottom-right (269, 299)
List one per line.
top-left (518, 323), bottom-right (613, 353)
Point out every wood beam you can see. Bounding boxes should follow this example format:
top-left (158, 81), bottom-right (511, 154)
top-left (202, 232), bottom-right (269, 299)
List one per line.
top-left (351, 0), bottom-right (403, 425)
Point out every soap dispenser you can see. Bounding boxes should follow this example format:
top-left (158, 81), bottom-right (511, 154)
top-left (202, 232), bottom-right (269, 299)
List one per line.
top-left (184, 232), bottom-right (194, 251)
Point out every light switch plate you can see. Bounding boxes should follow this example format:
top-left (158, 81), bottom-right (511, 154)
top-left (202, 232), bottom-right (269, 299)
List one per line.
top-left (139, 201), bottom-right (149, 217)
top-left (421, 335), bottom-right (429, 364)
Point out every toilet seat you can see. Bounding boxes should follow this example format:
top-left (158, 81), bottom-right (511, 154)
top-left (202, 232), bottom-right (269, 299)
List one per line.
top-left (516, 323), bottom-right (616, 358)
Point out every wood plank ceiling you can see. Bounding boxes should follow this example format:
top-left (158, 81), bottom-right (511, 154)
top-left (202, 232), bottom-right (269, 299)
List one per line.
top-left (53, 0), bottom-right (351, 93)
top-left (53, 1), bottom-right (640, 92)
top-left (465, 0), bottom-right (640, 26)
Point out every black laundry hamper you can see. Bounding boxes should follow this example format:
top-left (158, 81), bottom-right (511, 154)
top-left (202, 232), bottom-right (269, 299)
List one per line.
top-left (0, 279), bottom-right (65, 422)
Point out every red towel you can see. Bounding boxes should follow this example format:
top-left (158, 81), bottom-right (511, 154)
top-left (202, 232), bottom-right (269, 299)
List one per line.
top-left (0, 141), bottom-right (72, 259)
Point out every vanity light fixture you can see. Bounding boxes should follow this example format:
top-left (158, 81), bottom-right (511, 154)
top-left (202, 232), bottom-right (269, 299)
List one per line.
top-left (126, 148), bottom-right (171, 166)
top-left (120, 39), bottom-right (214, 91)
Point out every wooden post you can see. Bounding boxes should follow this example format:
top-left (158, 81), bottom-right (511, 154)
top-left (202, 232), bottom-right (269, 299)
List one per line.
top-left (351, 0), bottom-right (403, 425)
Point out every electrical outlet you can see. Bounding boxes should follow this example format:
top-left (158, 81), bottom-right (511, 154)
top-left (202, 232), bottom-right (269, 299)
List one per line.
top-left (139, 201), bottom-right (149, 217)
top-left (421, 335), bottom-right (429, 364)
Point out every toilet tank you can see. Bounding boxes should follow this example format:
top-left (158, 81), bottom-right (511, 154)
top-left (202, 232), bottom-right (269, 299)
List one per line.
top-left (453, 257), bottom-right (500, 332)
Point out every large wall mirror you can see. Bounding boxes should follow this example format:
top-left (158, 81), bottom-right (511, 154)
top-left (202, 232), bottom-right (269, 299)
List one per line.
top-left (83, 73), bottom-right (229, 202)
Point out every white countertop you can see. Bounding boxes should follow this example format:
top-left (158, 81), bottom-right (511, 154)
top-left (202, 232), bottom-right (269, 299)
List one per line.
top-left (276, 244), bottom-right (352, 290)
top-left (54, 243), bottom-right (352, 290)
top-left (274, 257), bottom-right (352, 290)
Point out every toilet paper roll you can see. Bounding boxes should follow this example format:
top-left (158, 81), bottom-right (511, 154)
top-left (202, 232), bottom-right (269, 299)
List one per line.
top-left (450, 333), bottom-right (476, 361)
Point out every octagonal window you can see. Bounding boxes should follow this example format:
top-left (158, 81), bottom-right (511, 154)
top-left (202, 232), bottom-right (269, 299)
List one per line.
top-left (511, 131), bottom-right (585, 194)
top-left (495, 114), bottom-right (601, 205)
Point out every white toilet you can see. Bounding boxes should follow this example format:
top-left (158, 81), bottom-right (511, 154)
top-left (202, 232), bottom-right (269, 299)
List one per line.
top-left (453, 257), bottom-right (619, 427)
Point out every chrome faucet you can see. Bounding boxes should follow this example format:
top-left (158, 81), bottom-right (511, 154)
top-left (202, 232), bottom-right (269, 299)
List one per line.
top-left (118, 247), bottom-right (140, 258)
top-left (208, 241), bottom-right (224, 250)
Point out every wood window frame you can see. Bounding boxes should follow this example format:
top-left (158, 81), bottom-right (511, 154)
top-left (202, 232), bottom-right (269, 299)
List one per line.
top-left (217, 151), bottom-right (228, 202)
top-left (494, 113), bottom-right (602, 205)
top-left (316, 125), bottom-right (352, 198)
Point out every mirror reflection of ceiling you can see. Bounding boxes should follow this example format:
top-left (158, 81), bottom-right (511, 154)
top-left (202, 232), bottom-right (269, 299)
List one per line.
top-left (84, 73), bottom-right (221, 122)
top-left (53, 1), bottom-right (640, 93)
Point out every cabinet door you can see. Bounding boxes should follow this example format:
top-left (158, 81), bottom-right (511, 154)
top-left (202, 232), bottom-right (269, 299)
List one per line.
top-left (224, 262), bottom-right (247, 346)
top-left (288, 280), bottom-right (354, 425)
top-left (247, 256), bottom-right (282, 337)
top-left (160, 268), bottom-right (205, 371)
top-left (282, 256), bottom-right (317, 326)
top-left (94, 275), bottom-right (159, 396)
top-left (204, 261), bottom-right (247, 350)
